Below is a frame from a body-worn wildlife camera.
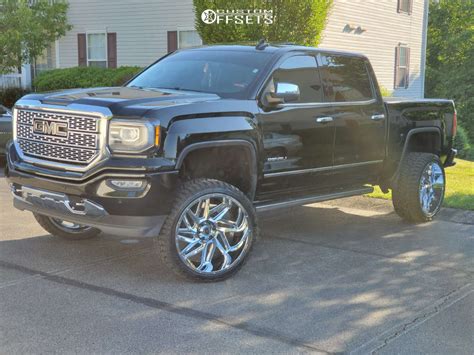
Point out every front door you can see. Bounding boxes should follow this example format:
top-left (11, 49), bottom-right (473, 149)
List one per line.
top-left (258, 54), bottom-right (335, 194)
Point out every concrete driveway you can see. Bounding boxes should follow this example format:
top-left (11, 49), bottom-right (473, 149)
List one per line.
top-left (0, 172), bottom-right (473, 354)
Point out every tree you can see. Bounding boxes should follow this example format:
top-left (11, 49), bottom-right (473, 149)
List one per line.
top-left (425, 0), bottom-right (474, 144)
top-left (194, 0), bottom-right (332, 46)
top-left (0, 0), bottom-right (71, 76)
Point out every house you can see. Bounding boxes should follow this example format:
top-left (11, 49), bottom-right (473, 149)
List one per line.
top-left (7, 0), bottom-right (429, 98)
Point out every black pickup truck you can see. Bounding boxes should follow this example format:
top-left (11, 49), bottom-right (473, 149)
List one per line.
top-left (5, 44), bottom-right (457, 281)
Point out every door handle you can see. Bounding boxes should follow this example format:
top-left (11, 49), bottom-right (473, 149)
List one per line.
top-left (316, 116), bottom-right (334, 124)
top-left (371, 114), bottom-right (385, 121)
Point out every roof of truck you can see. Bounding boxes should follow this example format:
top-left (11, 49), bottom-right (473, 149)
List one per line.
top-left (184, 44), bottom-right (369, 59)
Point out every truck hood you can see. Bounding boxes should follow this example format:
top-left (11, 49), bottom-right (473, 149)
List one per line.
top-left (19, 86), bottom-right (221, 117)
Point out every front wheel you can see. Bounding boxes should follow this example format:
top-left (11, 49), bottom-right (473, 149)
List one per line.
top-left (157, 179), bottom-right (257, 282)
top-left (392, 153), bottom-right (446, 223)
top-left (33, 213), bottom-right (100, 240)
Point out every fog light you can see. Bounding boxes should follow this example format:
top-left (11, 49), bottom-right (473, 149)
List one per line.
top-left (108, 179), bottom-right (146, 191)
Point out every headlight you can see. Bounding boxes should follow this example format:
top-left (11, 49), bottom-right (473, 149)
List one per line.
top-left (108, 121), bottom-right (157, 153)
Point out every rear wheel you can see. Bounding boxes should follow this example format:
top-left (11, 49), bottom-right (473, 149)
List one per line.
top-left (157, 179), bottom-right (257, 282)
top-left (33, 213), bottom-right (100, 240)
top-left (392, 153), bottom-right (445, 223)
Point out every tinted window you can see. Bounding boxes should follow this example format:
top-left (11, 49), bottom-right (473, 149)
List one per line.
top-left (128, 50), bottom-right (272, 99)
top-left (272, 55), bottom-right (323, 103)
top-left (318, 55), bottom-right (374, 102)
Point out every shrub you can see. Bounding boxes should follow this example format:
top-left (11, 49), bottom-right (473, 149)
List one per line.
top-left (0, 87), bottom-right (31, 108)
top-left (453, 125), bottom-right (473, 160)
top-left (379, 86), bottom-right (392, 97)
top-left (33, 66), bottom-right (142, 92)
top-left (194, 0), bottom-right (332, 46)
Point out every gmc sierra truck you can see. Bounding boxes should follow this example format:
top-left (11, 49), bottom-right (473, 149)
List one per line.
top-left (5, 44), bottom-right (457, 281)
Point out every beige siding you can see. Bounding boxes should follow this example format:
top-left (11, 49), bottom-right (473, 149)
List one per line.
top-left (57, 0), bottom-right (427, 98)
top-left (57, 0), bottom-right (196, 68)
top-left (320, 0), bottom-right (428, 98)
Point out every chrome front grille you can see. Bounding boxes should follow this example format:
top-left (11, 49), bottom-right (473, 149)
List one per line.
top-left (15, 109), bottom-right (101, 165)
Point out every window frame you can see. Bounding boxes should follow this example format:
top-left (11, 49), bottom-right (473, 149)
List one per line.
top-left (394, 45), bottom-right (410, 89)
top-left (177, 28), bottom-right (203, 49)
top-left (397, 0), bottom-right (413, 14)
top-left (86, 31), bottom-right (108, 67)
top-left (258, 51), bottom-right (378, 106)
top-left (317, 53), bottom-right (377, 103)
top-left (271, 54), bottom-right (324, 104)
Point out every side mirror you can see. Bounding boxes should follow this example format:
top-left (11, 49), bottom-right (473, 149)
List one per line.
top-left (0, 106), bottom-right (6, 115)
top-left (265, 82), bottom-right (300, 105)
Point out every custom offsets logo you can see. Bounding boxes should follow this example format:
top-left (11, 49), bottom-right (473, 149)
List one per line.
top-left (201, 9), bottom-right (274, 25)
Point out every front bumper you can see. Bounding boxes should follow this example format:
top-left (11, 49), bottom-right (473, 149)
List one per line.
top-left (6, 142), bottom-right (180, 237)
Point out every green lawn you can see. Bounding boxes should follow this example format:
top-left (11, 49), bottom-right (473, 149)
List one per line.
top-left (367, 159), bottom-right (474, 210)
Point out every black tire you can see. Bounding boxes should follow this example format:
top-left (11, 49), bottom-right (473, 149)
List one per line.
top-left (157, 178), bottom-right (258, 282)
top-left (33, 213), bottom-right (100, 240)
top-left (392, 152), bottom-right (446, 223)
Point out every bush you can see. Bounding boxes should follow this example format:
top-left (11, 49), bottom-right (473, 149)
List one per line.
top-left (453, 125), bottom-right (473, 160)
top-left (33, 66), bottom-right (142, 92)
top-left (0, 87), bottom-right (31, 108)
top-left (379, 86), bottom-right (392, 97)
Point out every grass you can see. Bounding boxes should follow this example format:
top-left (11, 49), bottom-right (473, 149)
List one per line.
top-left (367, 158), bottom-right (474, 211)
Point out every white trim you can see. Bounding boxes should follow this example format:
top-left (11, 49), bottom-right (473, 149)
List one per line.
top-left (420, 0), bottom-right (429, 98)
top-left (55, 39), bottom-right (60, 68)
top-left (85, 32), bottom-right (108, 67)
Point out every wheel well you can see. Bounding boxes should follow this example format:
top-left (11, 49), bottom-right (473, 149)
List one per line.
top-left (406, 131), bottom-right (441, 156)
top-left (179, 145), bottom-right (256, 198)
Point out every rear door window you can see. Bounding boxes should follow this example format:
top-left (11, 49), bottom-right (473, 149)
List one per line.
top-left (317, 54), bottom-right (374, 102)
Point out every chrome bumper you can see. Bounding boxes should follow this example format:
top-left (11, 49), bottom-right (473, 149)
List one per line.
top-left (11, 184), bottom-right (166, 238)
top-left (12, 185), bottom-right (107, 218)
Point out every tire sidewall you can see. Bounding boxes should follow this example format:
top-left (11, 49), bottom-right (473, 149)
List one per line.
top-left (33, 213), bottom-right (100, 240)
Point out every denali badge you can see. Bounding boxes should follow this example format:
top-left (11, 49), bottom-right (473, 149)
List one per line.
top-left (33, 119), bottom-right (68, 137)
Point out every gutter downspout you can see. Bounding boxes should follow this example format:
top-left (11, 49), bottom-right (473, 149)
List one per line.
top-left (420, 0), bottom-right (429, 98)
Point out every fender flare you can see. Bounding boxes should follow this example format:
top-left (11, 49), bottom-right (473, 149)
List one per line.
top-left (175, 139), bottom-right (258, 199)
top-left (392, 127), bottom-right (442, 181)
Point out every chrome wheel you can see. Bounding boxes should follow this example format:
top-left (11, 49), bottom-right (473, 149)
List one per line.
top-left (175, 193), bottom-right (251, 275)
top-left (49, 218), bottom-right (92, 233)
top-left (419, 161), bottom-right (445, 217)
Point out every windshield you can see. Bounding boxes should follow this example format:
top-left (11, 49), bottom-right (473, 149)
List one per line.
top-left (127, 50), bottom-right (272, 99)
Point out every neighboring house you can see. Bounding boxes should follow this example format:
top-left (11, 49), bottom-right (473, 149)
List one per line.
top-left (4, 0), bottom-right (428, 99)
top-left (319, 0), bottom-right (428, 98)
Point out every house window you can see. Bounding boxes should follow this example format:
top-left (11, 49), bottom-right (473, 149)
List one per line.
top-left (398, 0), bottom-right (412, 14)
top-left (178, 30), bottom-right (202, 49)
top-left (395, 45), bottom-right (410, 89)
top-left (87, 33), bottom-right (107, 67)
top-left (35, 41), bottom-right (57, 74)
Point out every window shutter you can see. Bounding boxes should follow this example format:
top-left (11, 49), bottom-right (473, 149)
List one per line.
top-left (167, 31), bottom-right (178, 53)
top-left (408, 0), bottom-right (413, 15)
top-left (394, 46), bottom-right (400, 89)
top-left (397, 0), bottom-right (401, 13)
top-left (77, 33), bottom-right (87, 67)
top-left (107, 32), bottom-right (117, 68)
top-left (405, 47), bottom-right (411, 88)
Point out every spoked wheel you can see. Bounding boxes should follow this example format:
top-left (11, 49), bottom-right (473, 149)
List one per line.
top-left (392, 153), bottom-right (446, 223)
top-left (158, 179), bottom-right (257, 281)
top-left (33, 213), bottom-right (100, 240)
top-left (419, 161), bottom-right (445, 218)
top-left (176, 193), bottom-right (251, 274)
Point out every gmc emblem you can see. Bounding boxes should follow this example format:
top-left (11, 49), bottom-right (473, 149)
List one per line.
top-left (32, 119), bottom-right (68, 137)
